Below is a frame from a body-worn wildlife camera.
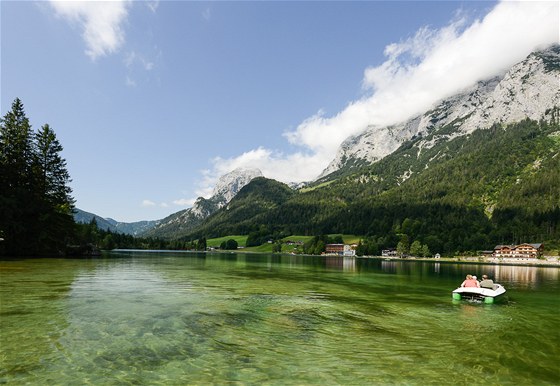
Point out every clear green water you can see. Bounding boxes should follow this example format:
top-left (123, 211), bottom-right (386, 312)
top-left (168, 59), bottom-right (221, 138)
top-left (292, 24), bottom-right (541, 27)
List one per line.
top-left (1, 252), bottom-right (559, 385)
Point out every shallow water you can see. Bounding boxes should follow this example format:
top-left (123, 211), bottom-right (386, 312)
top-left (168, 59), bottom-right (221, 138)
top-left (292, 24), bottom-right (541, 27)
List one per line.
top-left (1, 252), bottom-right (559, 385)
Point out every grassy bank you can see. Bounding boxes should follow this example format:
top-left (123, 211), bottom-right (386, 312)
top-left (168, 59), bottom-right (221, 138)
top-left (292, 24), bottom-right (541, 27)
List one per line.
top-left (207, 234), bottom-right (363, 254)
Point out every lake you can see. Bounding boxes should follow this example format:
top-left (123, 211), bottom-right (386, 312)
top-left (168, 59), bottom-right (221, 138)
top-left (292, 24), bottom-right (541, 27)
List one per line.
top-left (1, 251), bottom-right (559, 385)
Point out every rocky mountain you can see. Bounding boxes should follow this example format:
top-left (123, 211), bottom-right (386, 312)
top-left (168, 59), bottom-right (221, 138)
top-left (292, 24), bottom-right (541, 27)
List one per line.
top-left (318, 45), bottom-right (560, 179)
top-left (143, 168), bottom-right (263, 238)
top-left (210, 168), bottom-right (263, 205)
top-left (185, 118), bottom-right (560, 252)
top-left (73, 208), bottom-right (159, 236)
top-left (188, 177), bottom-right (295, 239)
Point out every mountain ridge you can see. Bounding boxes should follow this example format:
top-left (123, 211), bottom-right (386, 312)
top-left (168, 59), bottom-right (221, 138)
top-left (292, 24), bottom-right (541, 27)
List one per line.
top-left (73, 208), bottom-right (160, 236)
top-left (318, 44), bottom-right (560, 180)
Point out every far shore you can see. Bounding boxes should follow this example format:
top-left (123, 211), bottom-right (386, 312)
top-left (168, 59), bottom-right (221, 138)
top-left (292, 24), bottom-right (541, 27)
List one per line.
top-left (357, 255), bottom-right (560, 267)
top-left (108, 248), bottom-right (560, 268)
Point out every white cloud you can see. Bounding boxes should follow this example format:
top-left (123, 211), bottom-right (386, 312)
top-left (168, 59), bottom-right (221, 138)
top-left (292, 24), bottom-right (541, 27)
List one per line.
top-left (49, 0), bottom-right (131, 60)
top-left (199, 147), bottom-right (331, 197)
top-left (199, 0), bottom-right (559, 196)
top-left (287, 1), bottom-right (558, 153)
top-left (141, 199), bottom-right (156, 207)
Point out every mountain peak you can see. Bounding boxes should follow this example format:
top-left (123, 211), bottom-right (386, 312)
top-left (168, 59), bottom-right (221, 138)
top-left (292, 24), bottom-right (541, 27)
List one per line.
top-left (211, 168), bottom-right (264, 203)
top-left (318, 45), bottom-right (560, 180)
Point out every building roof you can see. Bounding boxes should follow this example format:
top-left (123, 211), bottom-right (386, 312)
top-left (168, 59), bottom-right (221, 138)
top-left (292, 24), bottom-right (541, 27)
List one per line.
top-left (494, 243), bottom-right (543, 249)
top-left (518, 243), bottom-right (543, 248)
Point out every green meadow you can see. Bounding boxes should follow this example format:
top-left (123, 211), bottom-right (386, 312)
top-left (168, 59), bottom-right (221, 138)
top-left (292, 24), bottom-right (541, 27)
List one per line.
top-left (206, 234), bottom-right (363, 253)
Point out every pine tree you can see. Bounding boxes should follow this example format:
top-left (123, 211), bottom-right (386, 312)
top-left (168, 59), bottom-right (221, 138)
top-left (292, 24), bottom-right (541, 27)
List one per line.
top-left (0, 99), bottom-right (75, 255)
top-left (35, 124), bottom-right (73, 205)
top-left (0, 98), bottom-right (36, 254)
top-left (34, 124), bottom-right (75, 253)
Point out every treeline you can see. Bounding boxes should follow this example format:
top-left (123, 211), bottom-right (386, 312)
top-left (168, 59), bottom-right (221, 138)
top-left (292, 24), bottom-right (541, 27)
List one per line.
top-left (0, 98), bottom-right (75, 256)
top-left (73, 219), bottom-right (208, 252)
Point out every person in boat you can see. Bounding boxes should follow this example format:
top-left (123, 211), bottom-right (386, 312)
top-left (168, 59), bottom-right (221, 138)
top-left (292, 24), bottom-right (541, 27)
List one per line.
top-left (479, 274), bottom-right (494, 289)
top-left (460, 274), bottom-right (480, 288)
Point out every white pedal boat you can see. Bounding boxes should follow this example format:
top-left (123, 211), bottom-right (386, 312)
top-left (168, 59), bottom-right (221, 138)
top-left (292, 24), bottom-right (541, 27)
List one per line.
top-left (452, 284), bottom-right (506, 303)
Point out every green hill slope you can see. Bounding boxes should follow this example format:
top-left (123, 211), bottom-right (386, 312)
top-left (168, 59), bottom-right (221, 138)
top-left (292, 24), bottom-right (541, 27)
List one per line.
top-left (187, 177), bottom-right (295, 239)
top-left (185, 119), bottom-right (560, 253)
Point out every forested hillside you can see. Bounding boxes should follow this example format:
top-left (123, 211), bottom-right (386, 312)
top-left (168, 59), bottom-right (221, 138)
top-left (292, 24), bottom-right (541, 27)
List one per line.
top-left (186, 119), bottom-right (560, 254)
top-left (188, 177), bottom-right (295, 239)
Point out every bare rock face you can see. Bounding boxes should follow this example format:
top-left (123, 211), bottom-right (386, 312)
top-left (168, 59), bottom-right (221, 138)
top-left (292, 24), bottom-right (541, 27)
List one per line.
top-left (210, 168), bottom-right (263, 207)
top-left (319, 45), bottom-right (560, 179)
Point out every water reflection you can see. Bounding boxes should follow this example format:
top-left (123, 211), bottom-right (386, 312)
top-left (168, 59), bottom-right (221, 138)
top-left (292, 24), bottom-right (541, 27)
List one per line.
top-left (108, 251), bottom-right (560, 292)
top-left (325, 256), bottom-right (356, 272)
top-left (493, 264), bottom-right (559, 289)
top-left (381, 260), bottom-right (397, 273)
top-left (357, 257), bottom-right (560, 290)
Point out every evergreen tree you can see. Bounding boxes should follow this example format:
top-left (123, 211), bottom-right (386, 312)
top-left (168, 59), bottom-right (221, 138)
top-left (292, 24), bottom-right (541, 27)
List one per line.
top-left (0, 99), bottom-right (75, 255)
top-left (34, 124), bottom-right (75, 253)
top-left (0, 98), bottom-right (36, 254)
top-left (196, 237), bottom-right (207, 251)
top-left (35, 124), bottom-right (73, 206)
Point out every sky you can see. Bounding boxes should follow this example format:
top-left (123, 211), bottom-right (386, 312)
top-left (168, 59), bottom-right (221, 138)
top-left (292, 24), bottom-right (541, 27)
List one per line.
top-left (2, 0), bottom-right (558, 222)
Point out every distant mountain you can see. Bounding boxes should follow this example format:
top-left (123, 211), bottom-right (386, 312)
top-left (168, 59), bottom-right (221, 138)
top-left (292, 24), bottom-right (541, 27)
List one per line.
top-left (73, 208), bottom-right (159, 236)
top-left (74, 208), bottom-right (117, 231)
top-left (142, 168), bottom-right (263, 238)
top-left (187, 177), bottom-right (295, 239)
top-left (318, 45), bottom-right (560, 180)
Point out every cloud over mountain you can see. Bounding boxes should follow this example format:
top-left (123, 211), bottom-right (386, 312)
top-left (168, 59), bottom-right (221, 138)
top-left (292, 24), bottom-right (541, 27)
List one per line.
top-left (203, 1), bottom-right (558, 194)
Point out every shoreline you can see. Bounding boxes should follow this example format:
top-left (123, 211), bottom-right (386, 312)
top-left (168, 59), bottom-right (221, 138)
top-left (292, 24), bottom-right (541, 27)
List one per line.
top-left (112, 249), bottom-right (560, 268)
top-left (7, 249), bottom-right (557, 269)
top-left (358, 255), bottom-right (560, 267)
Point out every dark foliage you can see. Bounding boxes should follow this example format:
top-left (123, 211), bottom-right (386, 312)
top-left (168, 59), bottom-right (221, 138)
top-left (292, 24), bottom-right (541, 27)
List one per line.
top-left (0, 99), bottom-right (75, 256)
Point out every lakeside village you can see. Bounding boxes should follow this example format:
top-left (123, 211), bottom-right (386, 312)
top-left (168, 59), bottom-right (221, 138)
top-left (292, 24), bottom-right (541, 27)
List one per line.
top-left (299, 242), bottom-right (559, 265)
top-left (199, 237), bottom-right (560, 265)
